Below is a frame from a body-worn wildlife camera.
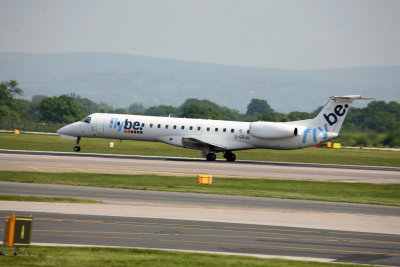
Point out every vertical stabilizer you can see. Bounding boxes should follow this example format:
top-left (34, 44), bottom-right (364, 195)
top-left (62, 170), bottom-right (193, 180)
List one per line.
top-left (311, 95), bottom-right (372, 134)
top-left (296, 95), bottom-right (373, 145)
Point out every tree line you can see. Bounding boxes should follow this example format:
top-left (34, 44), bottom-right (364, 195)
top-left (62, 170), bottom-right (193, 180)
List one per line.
top-left (1, 80), bottom-right (399, 146)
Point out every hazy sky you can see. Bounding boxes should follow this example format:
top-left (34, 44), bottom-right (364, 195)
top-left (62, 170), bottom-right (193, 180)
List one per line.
top-left (1, 0), bottom-right (399, 70)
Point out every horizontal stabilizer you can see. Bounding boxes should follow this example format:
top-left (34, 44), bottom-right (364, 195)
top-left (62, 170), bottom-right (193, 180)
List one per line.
top-left (332, 95), bottom-right (374, 102)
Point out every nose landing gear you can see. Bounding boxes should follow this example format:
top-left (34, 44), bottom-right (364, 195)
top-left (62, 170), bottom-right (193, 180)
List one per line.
top-left (73, 137), bottom-right (81, 152)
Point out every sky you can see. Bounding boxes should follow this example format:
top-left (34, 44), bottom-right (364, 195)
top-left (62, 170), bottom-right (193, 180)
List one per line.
top-left (0, 0), bottom-right (399, 70)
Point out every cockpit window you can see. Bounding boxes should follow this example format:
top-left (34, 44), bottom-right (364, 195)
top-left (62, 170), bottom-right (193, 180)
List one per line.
top-left (82, 116), bottom-right (91, 123)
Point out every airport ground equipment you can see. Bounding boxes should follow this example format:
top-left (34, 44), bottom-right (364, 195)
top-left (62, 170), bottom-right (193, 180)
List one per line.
top-left (1, 214), bottom-right (33, 256)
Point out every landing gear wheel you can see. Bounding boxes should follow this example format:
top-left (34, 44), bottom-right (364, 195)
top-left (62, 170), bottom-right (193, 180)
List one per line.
top-left (224, 151), bottom-right (236, 162)
top-left (74, 137), bottom-right (81, 152)
top-left (206, 153), bottom-right (216, 161)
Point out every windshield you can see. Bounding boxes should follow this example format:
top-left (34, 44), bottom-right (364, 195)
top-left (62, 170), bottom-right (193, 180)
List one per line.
top-left (82, 116), bottom-right (91, 123)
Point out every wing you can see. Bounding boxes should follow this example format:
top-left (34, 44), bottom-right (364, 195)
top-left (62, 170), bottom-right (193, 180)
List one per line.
top-left (181, 137), bottom-right (227, 151)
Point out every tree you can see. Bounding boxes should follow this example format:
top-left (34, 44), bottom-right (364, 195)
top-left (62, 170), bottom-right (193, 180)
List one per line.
top-left (0, 80), bottom-right (23, 118)
top-left (288, 111), bottom-right (313, 121)
top-left (181, 104), bottom-right (221, 119)
top-left (69, 93), bottom-right (115, 114)
top-left (38, 95), bottom-right (85, 123)
top-left (178, 98), bottom-right (241, 120)
top-left (361, 101), bottom-right (400, 132)
top-left (180, 99), bottom-right (219, 111)
top-left (246, 99), bottom-right (273, 116)
top-left (383, 131), bottom-right (400, 147)
top-left (145, 105), bottom-right (178, 116)
top-left (127, 103), bottom-right (145, 114)
top-left (31, 95), bottom-right (47, 106)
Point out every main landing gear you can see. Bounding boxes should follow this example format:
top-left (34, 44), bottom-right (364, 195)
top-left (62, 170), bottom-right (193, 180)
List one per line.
top-left (223, 151), bottom-right (236, 162)
top-left (73, 137), bottom-right (81, 152)
top-left (205, 153), bottom-right (216, 161)
top-left (204, 151), bottom-right (236, 162)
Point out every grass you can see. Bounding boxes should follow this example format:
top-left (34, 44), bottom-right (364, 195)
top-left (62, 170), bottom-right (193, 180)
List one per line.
top-left (0, 245), bottom-right (366, 267)
top-left (0, 195), bottom-right (100, 203)
top-left (1, 133), bottom-right (400, 167)
top-left (1, 171), bottom-right (399, 206)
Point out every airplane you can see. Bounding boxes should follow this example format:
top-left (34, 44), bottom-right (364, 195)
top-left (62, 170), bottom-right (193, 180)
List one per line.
top-left (57, 95), bottom-right (372, 161)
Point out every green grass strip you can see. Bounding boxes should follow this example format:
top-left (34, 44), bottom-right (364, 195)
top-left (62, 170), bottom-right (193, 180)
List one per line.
top-left (1, 132), bottom-right (400, 167)
top-left (0, 195), bottom-right (100, 203)
top-left (1, 171), bottom-right (399, 206)
top-left (0, 245), bottom-right (365, 267)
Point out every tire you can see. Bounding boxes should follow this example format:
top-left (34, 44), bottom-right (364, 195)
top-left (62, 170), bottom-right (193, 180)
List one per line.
top-left (73, 146), bottom-right (81, 152)
top-left (226, 153), bottom-right (236, 162)
top-left (206, 153), bottom-right (216, 161)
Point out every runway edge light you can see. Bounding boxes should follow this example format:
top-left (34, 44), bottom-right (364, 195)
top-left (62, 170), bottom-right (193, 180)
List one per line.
top-left (2, 214), bottom-right (33, 256)
top-left (197, 174), bottom-right (213, 185)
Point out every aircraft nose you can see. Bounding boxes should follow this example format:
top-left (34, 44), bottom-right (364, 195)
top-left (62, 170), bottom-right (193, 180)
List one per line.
top-left (57, 126), bottom-right (65, 134)
top-left (57, 126), bottom-right (67, 135)
top-left (57, 122), bottom-right (80, 136)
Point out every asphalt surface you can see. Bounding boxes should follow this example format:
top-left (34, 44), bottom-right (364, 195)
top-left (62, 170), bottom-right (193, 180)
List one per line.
top-left (0, 149), bottom-right (399, 183)
top-left (1, 150), bottom-right (400, 265)
top-left (1, 181), bottom-right (399, 217)
top-left (1, 211), bottom-right (399, 266)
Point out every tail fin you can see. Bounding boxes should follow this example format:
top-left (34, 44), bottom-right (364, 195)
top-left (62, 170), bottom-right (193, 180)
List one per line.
top-left (311, 95), bottom-right (373, 134)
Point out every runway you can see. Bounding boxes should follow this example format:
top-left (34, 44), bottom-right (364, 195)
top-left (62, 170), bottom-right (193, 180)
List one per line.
top-left (0, 210), bottom-right (399, 266)
top-left (1, 150), bottom-right (400, 265)
top-left (0, 149), bottom-right (399, 183)
top-left (1, 181), bottom-right (400, 218)
top-left (1, 181), bottom-right (400, 266)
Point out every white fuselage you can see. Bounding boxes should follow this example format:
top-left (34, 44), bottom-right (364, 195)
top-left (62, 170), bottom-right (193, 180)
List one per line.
top-left (61, 113), bottom-right (319, 151)
top-left (58, 95), bottom-right (370, 160)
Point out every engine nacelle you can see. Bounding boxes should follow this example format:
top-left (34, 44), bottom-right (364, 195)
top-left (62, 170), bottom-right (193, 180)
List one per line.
top-left (249, 121), bottom-right (298, 139)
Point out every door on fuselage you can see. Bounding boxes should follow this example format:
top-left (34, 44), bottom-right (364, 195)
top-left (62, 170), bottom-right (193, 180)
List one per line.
top-left (95, 114), bottom-right (105, 137)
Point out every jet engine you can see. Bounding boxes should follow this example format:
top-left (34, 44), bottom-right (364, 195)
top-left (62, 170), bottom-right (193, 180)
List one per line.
top-left (249, 121), bottom-right (298, 139)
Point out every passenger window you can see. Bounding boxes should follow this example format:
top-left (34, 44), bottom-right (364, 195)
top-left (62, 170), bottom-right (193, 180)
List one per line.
top-left (190, 126), bottom-right (193, 130)
top-left (82, 116), bottom-right (91, 123)
top-left (158, 124), bottom-right (161, 128)
top-left (181, 126), bottom-right (185, 130)
top-left (231, 129), bottom-right (234, 133)
top-left (215, 128), bottom-right (218, 132)
top-left (197, 126), bottom-right (201, 131)
top-left (207, 127), bottom-right (210, 131)
top-left (173, 125), bottom-right (177, 129)
top-left (142, 123), bottom-right (145, 127)
top-left (223, 128), bottom-right (226, 132)
top-left (150, 123), bottom-right (153, 128)
top-left (166, 125), bottom-right (169, 129)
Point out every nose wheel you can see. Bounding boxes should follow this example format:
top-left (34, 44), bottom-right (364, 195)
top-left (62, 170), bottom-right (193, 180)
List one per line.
top-left (74, 137), bottom-right (81, 152)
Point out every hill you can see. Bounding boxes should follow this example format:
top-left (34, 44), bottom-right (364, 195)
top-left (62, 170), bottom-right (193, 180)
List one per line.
top-left (0, 52), bottom-right (399, 112)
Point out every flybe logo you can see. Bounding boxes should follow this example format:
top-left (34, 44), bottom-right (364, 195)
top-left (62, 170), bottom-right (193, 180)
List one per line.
top-left (324, 104), bottom-right (349, 126)
top-left (302, 104), bottom-right (348, 144)
top-left (109, 118), bottom-right (143, 134)
top-left (302, 124), bottom-right (328, 144)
